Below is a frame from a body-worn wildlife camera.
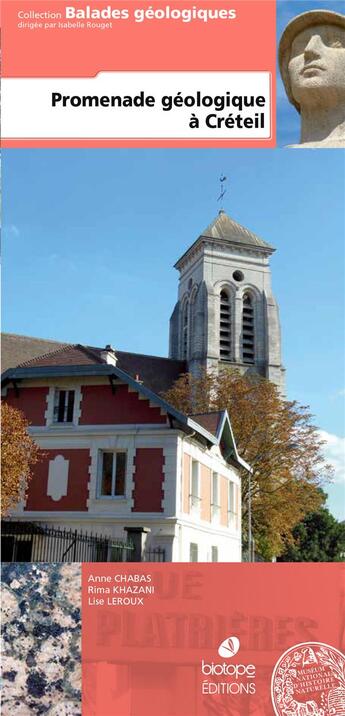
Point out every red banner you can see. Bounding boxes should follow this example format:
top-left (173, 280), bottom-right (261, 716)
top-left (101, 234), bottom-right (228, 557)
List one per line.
top-left (82, 563), bottom-right (345, 715)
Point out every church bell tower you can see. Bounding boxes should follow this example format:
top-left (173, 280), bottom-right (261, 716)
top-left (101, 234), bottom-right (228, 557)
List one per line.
top-left (169, 209), bottom-right (285, 392)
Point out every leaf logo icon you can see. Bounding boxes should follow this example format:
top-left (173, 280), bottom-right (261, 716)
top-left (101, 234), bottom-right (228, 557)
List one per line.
top-left (218, 636), bottom-right (240, 658)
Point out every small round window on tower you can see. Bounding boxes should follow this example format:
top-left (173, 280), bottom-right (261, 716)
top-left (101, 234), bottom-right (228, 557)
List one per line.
top-left (233, 270), bottom-right (244, 282)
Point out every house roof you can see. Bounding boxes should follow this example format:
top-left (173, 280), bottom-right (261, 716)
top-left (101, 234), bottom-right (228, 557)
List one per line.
top-left (1, 333), bottom-right (186, 394)
top-left (190, 411), bottom-right (252, 473)
top-left (190, 411), bottom-right (223, 439)
top-left (115, 350), bottom-right (187, 395)
top-left (1, 334), bottom-right (251, 473)
top-left (19, 344), bottom-right (104, 367)
top-left (1, 333), bottom-right (69, 372)
top-left (175, 210), bottom-right (274, 269)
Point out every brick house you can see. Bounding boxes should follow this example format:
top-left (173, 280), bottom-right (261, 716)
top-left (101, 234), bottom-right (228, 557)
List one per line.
top-left (1, 338), bottom-right (250, 562)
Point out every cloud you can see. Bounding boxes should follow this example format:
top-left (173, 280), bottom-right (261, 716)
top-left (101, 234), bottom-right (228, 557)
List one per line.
top-left (45, 254), bottom-right (77, 272)
top-left (318, 431), bottom-right (345, 484)
top-left (4, 224), bottom-right (20, 237)
top-left (329, 388), bottom-right (345, 401)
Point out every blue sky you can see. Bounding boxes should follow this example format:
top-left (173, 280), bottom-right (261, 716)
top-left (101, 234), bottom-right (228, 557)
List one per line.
top-left (2, 148), bottom-right (344, 519)
top-left (277, 0), bottom-right (345, 146)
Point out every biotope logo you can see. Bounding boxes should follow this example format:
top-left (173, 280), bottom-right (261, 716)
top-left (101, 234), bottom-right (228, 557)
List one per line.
top-left (218, 636), bottom-right (240, 658)
top-left (201, 636), bottom-right (256, 696)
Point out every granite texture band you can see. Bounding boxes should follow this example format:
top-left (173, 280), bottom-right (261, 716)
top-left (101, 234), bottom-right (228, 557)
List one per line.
top-left (1, 563), bottom-right (81, 716)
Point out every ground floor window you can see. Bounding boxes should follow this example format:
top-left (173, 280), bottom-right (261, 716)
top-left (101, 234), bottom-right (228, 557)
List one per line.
top-left (211, 546), bottom-right (218, 562)
top-left (189, 542), bottom-right (198, 562)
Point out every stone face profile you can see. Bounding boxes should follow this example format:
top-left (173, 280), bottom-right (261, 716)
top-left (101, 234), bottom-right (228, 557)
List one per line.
top-left (279, 9), bottom-right (345, 147)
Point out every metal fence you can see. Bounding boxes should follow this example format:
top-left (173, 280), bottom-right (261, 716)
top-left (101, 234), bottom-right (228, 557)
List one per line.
top-left (143, 547), bottom-right (166, 562)
top-left (1, 521), bottom-right (134, 563)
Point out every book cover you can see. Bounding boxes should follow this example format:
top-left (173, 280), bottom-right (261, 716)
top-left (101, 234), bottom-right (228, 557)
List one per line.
top-left (1, 1), bottom-right (344, 714)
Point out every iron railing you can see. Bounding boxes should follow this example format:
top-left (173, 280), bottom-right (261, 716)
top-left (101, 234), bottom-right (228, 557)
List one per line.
top-left (1, 521), bottom-right (134, 563)
top-left (143, 547), bottom-right (166, 562)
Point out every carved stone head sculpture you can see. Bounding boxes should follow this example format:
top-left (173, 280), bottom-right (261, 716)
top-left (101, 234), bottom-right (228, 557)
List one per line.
top-left (279, 9), bottom-right (345, 147)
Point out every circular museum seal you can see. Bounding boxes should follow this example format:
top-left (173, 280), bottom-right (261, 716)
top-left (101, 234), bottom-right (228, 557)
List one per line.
top-left (271, 642), bottom-right (345, 716)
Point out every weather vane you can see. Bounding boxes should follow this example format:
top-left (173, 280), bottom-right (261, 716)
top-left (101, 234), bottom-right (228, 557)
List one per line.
top-left (217, 174), bottom-right (227, 209)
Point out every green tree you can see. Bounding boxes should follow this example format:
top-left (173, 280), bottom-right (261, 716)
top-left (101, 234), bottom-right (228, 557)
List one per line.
top-left (279, 500), bottom-right (345, 562)
top-left (163, 369), bottom-right (334, 560)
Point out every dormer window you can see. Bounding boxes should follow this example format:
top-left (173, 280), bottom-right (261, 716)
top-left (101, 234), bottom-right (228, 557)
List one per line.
top-left (53, 389), bottom-right (75, 423)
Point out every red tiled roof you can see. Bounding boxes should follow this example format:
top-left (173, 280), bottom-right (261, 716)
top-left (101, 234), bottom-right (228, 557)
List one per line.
top-left (1, 333), bottom-right (68, 372)
top-left (1, 333), bottom-right (186, 394)
top-left (18, 344), bottom-right (104, 367)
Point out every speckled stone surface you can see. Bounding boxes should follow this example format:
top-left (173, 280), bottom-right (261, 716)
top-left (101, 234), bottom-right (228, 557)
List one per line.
top-left (1, 563), bottom-right (82, 715)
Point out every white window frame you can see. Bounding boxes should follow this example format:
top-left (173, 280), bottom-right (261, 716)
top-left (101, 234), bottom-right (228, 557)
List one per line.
top-left (97, 450), bottom-right (127, 499)
top-left (190, 459), bottom-right (201, 514)
top-left (53, 388), bottom-right (75, 424)
top-left (228, 480), bottom-right (237, 529)
top-left (211, 471), bottom-right (221, 523)
top-left (45, 385), bottom-right (81, 427)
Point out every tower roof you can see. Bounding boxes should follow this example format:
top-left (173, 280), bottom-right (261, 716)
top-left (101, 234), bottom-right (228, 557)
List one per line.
top-left (200, 210), bottom-right (274, 250)
top-left (175, 210), bottom-right (274, 269)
